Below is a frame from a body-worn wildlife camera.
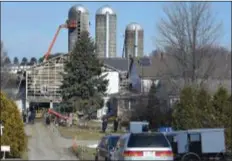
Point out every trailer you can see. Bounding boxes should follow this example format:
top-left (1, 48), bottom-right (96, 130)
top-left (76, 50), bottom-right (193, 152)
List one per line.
top-left (129, 121), bottom-right (149, 133)
top-left (163, 128), bottom-right (228, 161)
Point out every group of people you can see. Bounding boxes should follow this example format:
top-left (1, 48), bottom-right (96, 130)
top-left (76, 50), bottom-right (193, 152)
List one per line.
top-left (102, 117), bottom-right (119, 133)
top-left (22, 106), bottom-right (36, 124)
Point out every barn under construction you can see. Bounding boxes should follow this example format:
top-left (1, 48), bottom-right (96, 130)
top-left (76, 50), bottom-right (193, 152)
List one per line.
top-left (26, 54), bottom-right (131, 101)
top-left (26, 55), bottom-right (67, 103)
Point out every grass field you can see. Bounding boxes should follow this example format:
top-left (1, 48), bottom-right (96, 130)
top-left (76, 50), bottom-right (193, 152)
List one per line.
top-left (71, 145), bottom-right (96, 160)
top-left (58, 120), bottom-right (125, 140)
top-left (58, 126), bottom-right (105, 140)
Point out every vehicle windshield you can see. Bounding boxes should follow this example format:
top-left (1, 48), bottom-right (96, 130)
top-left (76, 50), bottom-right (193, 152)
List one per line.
top-left (109, 136), bottom-right (120, 148)
top-left (127, 133), bottom-right (170, 148)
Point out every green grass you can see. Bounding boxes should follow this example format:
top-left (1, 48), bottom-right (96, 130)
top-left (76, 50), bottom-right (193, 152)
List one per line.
top-left (58, 121), bottom-right (125, 140)
top-left (58, 126), bottom-right (105, 140)
top-left (71, 146), bottom-right (96, 160)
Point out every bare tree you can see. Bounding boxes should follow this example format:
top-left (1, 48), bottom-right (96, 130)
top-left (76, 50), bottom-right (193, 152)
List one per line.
top-left (1, 42), bottom-right (13, 91)
top-left (1, 41), bottom-right (7, 66)
top-left (156, 2), bottom-right (223, 87)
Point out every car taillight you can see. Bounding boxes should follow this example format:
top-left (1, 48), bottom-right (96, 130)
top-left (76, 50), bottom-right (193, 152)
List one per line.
top-left (124, 151), bottom-right (143, 157)
top-left (156, 150), bottom-right (173, 157)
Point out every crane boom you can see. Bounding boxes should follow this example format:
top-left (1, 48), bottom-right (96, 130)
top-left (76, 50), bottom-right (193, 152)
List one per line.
top-left (43, 24), bottom-right (67, 62)
top-left (43, 20), bottom-right (77, 62)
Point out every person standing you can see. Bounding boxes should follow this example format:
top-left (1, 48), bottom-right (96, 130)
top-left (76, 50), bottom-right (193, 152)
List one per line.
top-left (31, 106), bottom-right (35, 124)
top-left (102, 117), bottom-right (108, 133)
top-left (113, 117), bottom-right (119, 132)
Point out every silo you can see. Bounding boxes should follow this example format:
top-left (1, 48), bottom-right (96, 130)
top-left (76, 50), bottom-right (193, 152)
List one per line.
top-left (125, 23), bottom-right (144, 58)
top-left (68, 4), bottom-right (89, 52)
top-left (95, 5), bottom-right (117, 58)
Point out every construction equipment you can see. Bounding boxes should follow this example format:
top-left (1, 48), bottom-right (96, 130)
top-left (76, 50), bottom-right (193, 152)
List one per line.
top-left (43, 20), bottom-right (77, 62)
top-left (48, 108), bottom-right (69, 120)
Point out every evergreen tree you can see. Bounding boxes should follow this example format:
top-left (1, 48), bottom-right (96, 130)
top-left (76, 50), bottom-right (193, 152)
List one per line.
top-left (211, 86), bottom-right (230, 126)
top-left (4, 56), bottom-right (11, 65)
top-left (13, 57), bottom-right (19, 65)
top-left (172, 86), bottom-right (202, 130)
top-left (60, 31), bottom-right (108, 115)
top-left (211, 87), bottom-right (231, 149)
top-left (30, 57), bottom-right (37, 65)
top-left (21, 57), bottom-right (28, 65)
top-left (195, 88), bottom-right (214, 127)
top-left (146, 82), bottom-right (162, 129)
top-left (38, 57), bottom-right (43, 63)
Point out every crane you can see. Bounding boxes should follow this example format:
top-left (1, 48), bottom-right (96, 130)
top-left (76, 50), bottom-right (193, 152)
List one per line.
top-left (43, 20), bottom-right (77, 62)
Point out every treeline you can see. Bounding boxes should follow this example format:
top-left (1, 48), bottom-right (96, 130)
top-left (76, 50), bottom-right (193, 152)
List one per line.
top-left (131, 84), bottom-right (231, 150)
top-left (2, 56), bottom-right (38, 66)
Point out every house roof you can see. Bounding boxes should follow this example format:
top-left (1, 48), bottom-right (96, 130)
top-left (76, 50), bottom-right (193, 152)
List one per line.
top-left (100, 57), bottom-right (129, 72)
top-left (128, 52), bottom-right (231, 95)
top-left (130, 53), bottom-right (231, 79)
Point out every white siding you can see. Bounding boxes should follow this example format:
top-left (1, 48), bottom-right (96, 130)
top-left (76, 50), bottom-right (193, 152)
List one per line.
top-left (97, 71), bottom-right (120, 119)
top-left (102, 71), bottom-right (119, 95)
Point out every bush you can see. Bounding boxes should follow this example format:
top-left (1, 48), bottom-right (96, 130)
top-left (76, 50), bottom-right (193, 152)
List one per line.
top-left (172, 86), bottom-right (202, 130)
top-left (211, 87), bottom-right (231, 150)
top-left (0, 91), bottom-right (27, 158)
top-left (172, 86), bottom-right (232, 150)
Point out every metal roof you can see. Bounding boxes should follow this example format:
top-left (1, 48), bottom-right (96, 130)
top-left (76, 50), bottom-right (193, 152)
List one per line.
top-left (68, 4), bottom-right (89, 15)
top-left (100, 57), bottom-right (129, 71)
top-left (96, 5), bottom-right (116, 15)
top-left (126, 23), bottom-right (143, 31)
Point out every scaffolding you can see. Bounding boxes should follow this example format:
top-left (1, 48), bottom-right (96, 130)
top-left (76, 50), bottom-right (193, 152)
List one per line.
top-left (26, 54), bottom-right (67, 103)
top-left (26, 54), bottom-right (131, 104)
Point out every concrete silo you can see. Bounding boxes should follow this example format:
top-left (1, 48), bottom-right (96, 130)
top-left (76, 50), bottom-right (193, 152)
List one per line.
top-left (124, 23), bottom-right (144, 58)
top-left (95, 5), bottom-right (117, 58)
top-left (68, 4), bottom-right (89, 52)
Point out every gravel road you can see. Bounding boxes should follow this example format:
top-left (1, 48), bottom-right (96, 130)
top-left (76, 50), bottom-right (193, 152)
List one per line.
top-left (25, 122), bottom-right (78, 160)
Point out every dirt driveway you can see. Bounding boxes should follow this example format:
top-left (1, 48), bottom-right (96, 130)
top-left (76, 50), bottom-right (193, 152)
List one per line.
top-left (25, 122), bottom-right (77, 160)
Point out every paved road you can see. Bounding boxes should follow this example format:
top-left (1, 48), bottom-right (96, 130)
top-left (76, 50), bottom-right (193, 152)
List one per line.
top-left (25, 122), bottom-right (78, 160)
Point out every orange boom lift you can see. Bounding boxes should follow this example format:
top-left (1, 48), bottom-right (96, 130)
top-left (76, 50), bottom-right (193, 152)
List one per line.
top-left (43, 20), bottom-right (77, 62)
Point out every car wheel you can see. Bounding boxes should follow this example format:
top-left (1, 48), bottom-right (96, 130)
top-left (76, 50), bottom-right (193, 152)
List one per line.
top-left (181, 153), bottom-right (201, 161)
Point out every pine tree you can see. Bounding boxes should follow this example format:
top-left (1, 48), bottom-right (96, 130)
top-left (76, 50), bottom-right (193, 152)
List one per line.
top-left (13, 57), bottom-right (19, 65)
top-left (21, 57), bottom-right (28, 65)
top-left (211, 86), bottom-right (231, 149)
top-left (195, 88), bottom-right (214, 127)
top-left (60, 31), bottom-right (108, 115)
top-left (146, 82), bottom-right (162, 129)
top-left (212, 86), bottom-right (230, 126)
top-left (4, 56), bottom-right (11, 65)
top-left (30, 57), bottom-right (37, 65)
top-left (172, 86), bottom-right (202, 130)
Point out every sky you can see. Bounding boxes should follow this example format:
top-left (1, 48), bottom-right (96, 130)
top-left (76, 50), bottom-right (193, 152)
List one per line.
top-left (1, 1), bottom-right (231, 60)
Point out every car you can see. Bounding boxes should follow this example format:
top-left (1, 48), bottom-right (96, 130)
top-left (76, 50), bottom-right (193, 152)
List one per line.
top-left (95, 134), bottom-right (121, 161)
top-left (113, 132), bottom-right (174, 161)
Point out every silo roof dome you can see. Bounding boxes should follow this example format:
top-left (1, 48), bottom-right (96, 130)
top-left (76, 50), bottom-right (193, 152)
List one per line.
top-left (126, 23), bottom-right (143, 31)
top-left (69, 4), bottom-right (89, 15)
top-left (96, 5), bottom-right (116, 15)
